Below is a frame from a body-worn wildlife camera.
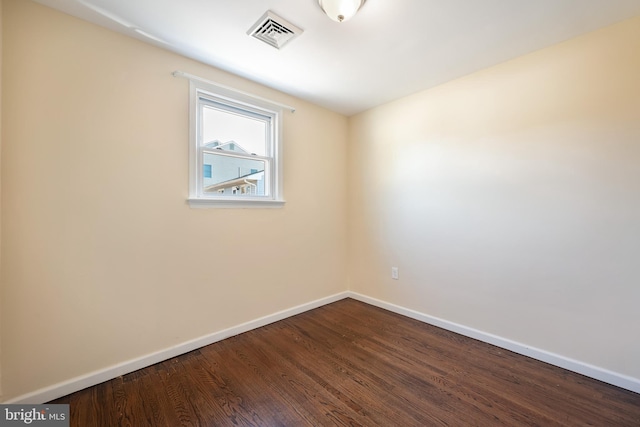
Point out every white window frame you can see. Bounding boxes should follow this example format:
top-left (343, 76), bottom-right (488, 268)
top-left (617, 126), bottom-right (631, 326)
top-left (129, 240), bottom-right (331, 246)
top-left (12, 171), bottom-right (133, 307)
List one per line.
top-left (187, 80), bottom-right (285, 208)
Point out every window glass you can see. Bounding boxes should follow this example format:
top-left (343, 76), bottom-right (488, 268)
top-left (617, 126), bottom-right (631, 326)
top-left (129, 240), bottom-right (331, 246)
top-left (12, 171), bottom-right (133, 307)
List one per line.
top-left (202, 106), bottom-right (267, 156)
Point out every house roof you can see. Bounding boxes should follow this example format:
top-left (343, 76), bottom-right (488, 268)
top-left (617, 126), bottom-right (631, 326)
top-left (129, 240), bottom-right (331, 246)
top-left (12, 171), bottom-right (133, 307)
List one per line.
top-left (204, 170), bottom-right (265, 192)
top-left (203, 140), bottom-right (250, 154)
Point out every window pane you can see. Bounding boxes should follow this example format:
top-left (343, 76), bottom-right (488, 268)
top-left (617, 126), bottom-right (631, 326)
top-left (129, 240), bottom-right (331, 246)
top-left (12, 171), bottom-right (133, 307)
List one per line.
top-left (202, 105), bottom-right (267, 156)
top-left (202, 153), bottom-right (267, 196)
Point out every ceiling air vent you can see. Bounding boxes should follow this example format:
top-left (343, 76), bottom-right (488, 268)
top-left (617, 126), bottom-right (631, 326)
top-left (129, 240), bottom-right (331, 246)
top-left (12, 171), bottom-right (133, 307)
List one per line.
top-left (247, 11), bottom-right (303, 50)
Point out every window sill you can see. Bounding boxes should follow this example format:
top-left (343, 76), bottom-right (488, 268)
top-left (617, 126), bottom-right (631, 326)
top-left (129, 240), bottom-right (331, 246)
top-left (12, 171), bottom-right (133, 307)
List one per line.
top-left (187, 198), bottom-right (285, 209)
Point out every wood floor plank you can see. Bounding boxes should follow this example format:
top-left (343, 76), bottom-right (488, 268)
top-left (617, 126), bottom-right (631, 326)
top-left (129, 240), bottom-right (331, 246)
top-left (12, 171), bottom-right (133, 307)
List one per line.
top-left (324, 300), bottom-right (635, 425)
top-left (49, 298), bottom-right (640, 426)
top-left (158, 356), bottom-right (231, 426)
top-left (209, 333), bottom-right (323, 426)
top-left (185, 338), bottom-right (292, 426)
top-left (276, 316), bottom-right (464, 425)
top-left (287, 308), bottom-right (543, 426)
top-left (251, 322), bottom-right (413, 426)
top-left (155, 358), bottom-right (203, 426)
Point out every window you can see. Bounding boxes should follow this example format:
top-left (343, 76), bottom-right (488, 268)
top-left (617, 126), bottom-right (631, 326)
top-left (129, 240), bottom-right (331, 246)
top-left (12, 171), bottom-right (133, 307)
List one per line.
top-left (203, 164), bottom-right (212, 178)
top-left (188, 80), bottom-right (284, 208)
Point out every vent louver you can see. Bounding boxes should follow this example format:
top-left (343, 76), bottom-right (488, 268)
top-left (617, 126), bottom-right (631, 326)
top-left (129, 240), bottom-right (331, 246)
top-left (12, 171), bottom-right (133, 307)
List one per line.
top-left (247, 11), bottom-right (303, 49)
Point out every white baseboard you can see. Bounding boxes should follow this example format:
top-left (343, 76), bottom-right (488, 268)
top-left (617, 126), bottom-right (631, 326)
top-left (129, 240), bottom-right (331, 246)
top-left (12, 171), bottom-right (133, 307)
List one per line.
top-left (4, 291), bottom-right (350, 404)
top-left (6, 289), bottom-right (638, 403)
top-left (347, 291), bottom-right (640, 394)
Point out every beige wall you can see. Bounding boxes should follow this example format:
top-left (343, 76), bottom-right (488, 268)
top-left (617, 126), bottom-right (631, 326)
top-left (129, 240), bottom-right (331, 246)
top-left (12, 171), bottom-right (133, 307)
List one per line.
top-left (349, 16), bottom-right (640, 379)
top-left (0, 0), bottom-right (348, 400)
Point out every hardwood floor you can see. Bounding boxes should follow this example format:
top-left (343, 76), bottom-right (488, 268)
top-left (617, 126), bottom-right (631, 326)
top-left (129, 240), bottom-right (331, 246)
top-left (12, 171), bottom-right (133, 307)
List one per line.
top-left (50, 298), bottom-right (640, 426)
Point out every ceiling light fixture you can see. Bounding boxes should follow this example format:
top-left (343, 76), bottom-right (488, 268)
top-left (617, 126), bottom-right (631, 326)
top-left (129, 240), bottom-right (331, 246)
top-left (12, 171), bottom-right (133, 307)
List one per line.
top-left (318, 0), bottom-right (366, 22)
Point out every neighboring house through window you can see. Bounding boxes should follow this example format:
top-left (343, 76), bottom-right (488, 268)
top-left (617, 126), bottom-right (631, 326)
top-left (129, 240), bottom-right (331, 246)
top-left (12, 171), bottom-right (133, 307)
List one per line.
top-left (201, 140), bottom-right (266, 196)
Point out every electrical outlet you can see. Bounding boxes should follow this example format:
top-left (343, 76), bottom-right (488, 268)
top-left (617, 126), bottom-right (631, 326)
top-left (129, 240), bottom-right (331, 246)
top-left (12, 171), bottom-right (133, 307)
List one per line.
top-left (391, 267), bottom-right (399, 280)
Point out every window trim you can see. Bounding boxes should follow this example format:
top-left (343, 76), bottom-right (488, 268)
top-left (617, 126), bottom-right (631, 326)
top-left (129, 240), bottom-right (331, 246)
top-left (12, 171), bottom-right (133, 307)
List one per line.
top-left (187, 80), bottom-right (285, 208)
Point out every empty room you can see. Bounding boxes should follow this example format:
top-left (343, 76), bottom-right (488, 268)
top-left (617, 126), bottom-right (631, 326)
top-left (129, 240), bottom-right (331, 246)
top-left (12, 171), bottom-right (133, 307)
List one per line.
top-left (1, 0), bottom-right (639, 425)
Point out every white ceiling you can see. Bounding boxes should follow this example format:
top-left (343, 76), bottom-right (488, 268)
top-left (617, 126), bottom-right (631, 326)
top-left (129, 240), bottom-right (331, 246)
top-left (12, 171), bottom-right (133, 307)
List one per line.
top-left (33, 0), bottom-right (640, 116)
